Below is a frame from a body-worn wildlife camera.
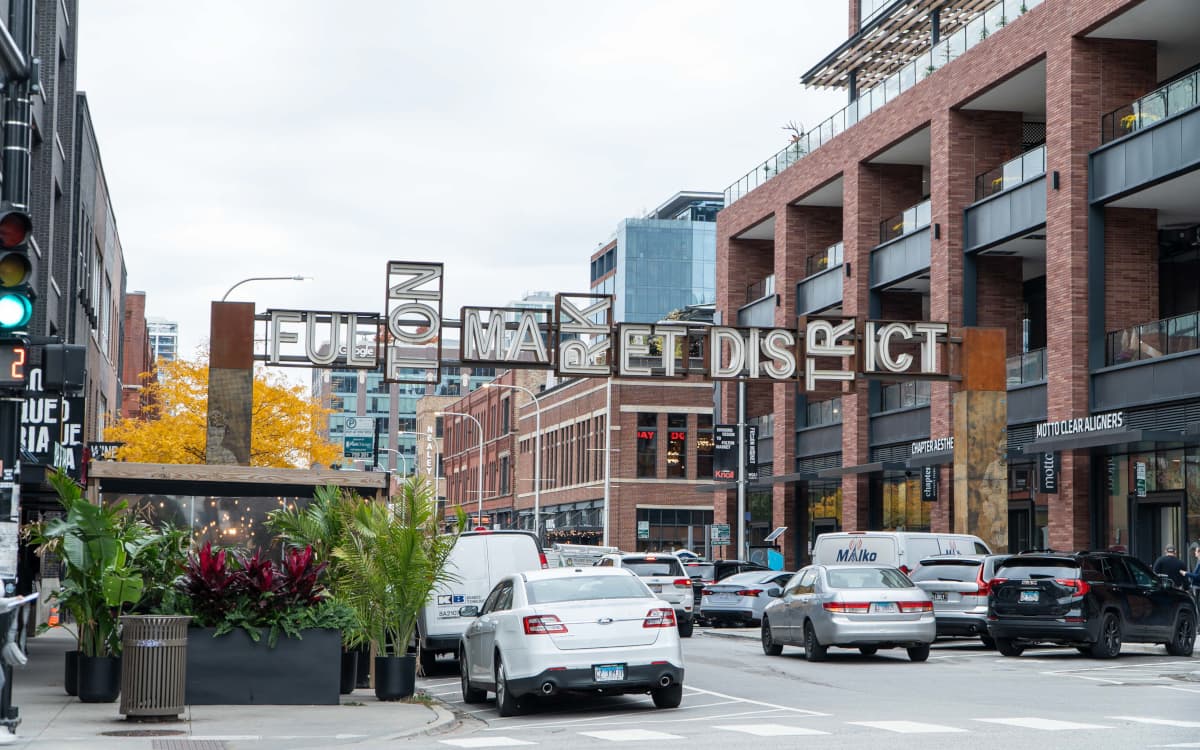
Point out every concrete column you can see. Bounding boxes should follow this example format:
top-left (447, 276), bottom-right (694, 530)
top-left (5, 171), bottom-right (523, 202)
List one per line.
top-left (952, 328), bottom-right (1008, 551)
top-left (205, 301), bottom-right (255, 466)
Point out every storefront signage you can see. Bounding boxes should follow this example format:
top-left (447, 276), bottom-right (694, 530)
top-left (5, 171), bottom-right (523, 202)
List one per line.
top-left (422, 424), bottom-right (436, 478)
top-left (1037, 452), bottom-right (1059, 494)
top-left (20, 368), bottom-right (84, 481)
top-left (637, 520), bottom-right (650, 540)
top-left (713, 425), bottom-right (738, 481)
top-left (710, 523), bottom-right (731, 545)
top-left (1034, 411), bottom-right (1124, 440)
top-left (1135, 461), bottom-right (1147, 498)
top-left (911, 436), bottom-right (953, 455)
top-left (921, 465), bottom-right (939, 501)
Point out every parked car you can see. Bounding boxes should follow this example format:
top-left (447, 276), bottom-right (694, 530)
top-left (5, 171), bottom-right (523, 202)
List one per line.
top-left (700, 570), bottom-right (794, 627)
top-left (987, 551), bottom-right (1198, 658)
top-left (761, 564), bottom-right (936, 662)
top-left (595, 553), bottom-right (695, 637)
top-left (910, 554), bottom-right (1011, 647)
top-left (416, 530), bottom-right (546, 673)
top-left (457, 567), bottom-right (685, 716)
top-left (683, 559), bottom-right (769, 621)
top-left (811, 531), bottom-right (992, 575)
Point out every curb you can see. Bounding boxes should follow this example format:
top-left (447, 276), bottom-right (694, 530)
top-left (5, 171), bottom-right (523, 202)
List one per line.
top-left (699, 629), bottom-right (758, 641)
top-left (384, 701), bottom-right (459, 740)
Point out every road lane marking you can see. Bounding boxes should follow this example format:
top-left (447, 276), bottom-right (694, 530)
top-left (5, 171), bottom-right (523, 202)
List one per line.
top-left (975, 718), bottom-right (1110, 730)
top-left (714, 723), bottom-right (829, 736)
top-left (683, 685), bottom-right (829, 716)
top-left (1109, 717), bottom-right (1200, 728)
top-left (441, 739), bottom-right (535, 748)
top-left (484, 706), bottom-right (789, 731)
top-left (849, 720), bottom-right (966, 733)
top-left (579, 729), bottom-right (683, 741)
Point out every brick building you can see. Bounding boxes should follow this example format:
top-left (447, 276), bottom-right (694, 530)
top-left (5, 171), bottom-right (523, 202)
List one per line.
top-left (119, 291), bottom-right (153, 417)
top-left (715, 0), bottom-right (1200, 569)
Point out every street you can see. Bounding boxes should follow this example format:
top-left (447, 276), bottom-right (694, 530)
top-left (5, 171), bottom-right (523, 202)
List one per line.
top-left (414, 628), bottom-right (1200, 750)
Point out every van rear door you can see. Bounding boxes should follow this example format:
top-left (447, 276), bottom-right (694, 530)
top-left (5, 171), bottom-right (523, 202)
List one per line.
top-left (815, 535), bottom-right (898, 566)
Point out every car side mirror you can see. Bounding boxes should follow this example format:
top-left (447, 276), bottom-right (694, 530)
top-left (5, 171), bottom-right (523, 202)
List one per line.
top-left (767, 587), bottom-right (782, 598)
top-left (459, 605), bottom-right (480, 617)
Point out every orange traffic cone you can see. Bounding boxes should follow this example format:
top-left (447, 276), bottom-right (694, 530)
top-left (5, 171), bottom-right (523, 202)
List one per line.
top-left (47, 605), bottom-right (59, 627)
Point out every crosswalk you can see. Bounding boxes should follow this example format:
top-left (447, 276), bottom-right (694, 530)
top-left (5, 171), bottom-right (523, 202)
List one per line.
top-left (438, 715), bottom-right (1200, 746)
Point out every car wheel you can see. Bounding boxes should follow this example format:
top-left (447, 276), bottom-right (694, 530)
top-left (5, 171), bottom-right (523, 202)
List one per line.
top-left (678, 618), bottom-right (694, 638)
top-left (494, 655), bottom-right (523, 717)
top-left (651, 682), bottom-right (683, 709)
top-left (761, 618), bottom-right (783, 656)
top-left (907, 644), bottom-right (930, 662)
top-left (1088, 612), bottom-right (1123, 659)
top-left (460, 649), bottom-right (486, 704)
top-left (1165, 610), bottom-right (1196, 657)
top-left (804, 621), bottom-right (827, 662)
top-left (995, 637), bottom-right (1024, 657)
top-left (858, 646), bottom-right (878, 656)
top-left (980, 635), bottom-right (996, 650)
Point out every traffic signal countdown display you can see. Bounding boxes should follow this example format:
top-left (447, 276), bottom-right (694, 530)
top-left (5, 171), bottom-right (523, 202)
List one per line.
top-left (0, 208), bottom-right (33, 332)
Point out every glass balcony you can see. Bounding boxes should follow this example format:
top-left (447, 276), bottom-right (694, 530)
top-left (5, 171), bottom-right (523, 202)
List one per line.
top-left (1101, 67), bottom-right (1200, 144)
top-left (879, 200), bottom-right (931, 245)
top-left (724, 0), bottom-right (1044, 206)
top-left (745, 274), bottom-right (776, 304)
top-left (1106, 311), bottom-right (1200, 365)
top-left (975, 144), bottom-right (1046, 201)
top-left (879, 380), bottom-right (931, 412)
top-left (1006, 348), bottom-right (1047, 387)
top-left (806, 397), bottom-right (842, 427)
top-left (805, 242), bottom-right (844, 278)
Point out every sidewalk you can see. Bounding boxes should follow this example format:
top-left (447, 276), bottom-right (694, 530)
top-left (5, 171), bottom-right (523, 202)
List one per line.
top-left (6, 628), bottom-right (455, 749)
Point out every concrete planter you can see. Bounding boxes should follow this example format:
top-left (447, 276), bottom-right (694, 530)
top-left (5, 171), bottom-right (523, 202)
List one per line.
top-left (184, 627), bottom-right (340, 705)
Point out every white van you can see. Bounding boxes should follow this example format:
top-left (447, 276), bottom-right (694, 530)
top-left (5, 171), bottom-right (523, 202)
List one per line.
top-left (811, 531), bottom-right (992, 574)
top-left (416, 530), bottom-right (545, 672)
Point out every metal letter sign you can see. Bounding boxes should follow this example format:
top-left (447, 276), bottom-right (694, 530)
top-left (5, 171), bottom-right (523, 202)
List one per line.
top-left (555, 293), bottom-right (612, 376)
top-left (385, 261), bottom-right (443, 384)
top-left (256, 309), bottom-right (380, 368)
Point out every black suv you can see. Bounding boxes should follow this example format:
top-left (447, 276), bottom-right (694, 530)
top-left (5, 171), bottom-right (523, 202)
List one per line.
top-left (987, 551), bottom-right (1197, 658)
top-left (683, 560), bottom-right (768, 622)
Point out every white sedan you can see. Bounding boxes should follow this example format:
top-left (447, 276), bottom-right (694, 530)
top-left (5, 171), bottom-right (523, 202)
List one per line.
top-left (458, 567), bottom-right (685, 716)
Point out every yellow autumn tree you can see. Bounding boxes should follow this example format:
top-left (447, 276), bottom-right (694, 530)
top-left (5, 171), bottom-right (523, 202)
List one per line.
top-left (104, 355), bottom-right (342, 468)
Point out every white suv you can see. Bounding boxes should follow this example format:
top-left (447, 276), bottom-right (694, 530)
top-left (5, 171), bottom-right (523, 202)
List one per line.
top-left (595, 553), bottom-right (694, 637)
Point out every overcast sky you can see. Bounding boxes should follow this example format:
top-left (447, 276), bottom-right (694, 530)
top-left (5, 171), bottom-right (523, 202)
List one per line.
top-left (76, 1), bottom-right (846, 364)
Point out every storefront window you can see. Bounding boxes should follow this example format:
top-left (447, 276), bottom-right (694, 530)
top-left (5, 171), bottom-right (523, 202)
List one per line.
top-left (635, 508), bottom-right (714, 554)
top-left (666, 414), bottom-right (687, 479)
top-left (696, 414), bottom-right (714, 480)
top-left (879, 476), bottom-right (930, 531)
top-left (1187, 446), bottom-right (1200, 548)
top-left (807, 481), bottom-right (842, 559)
top-left (636, 413), bottom-right (658, 478)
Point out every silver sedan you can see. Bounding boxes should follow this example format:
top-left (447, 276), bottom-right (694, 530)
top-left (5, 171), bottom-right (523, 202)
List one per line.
top-left (760, 564), bottom-right (936, 662)
top-left (699, 570), bottom-right (794, 627)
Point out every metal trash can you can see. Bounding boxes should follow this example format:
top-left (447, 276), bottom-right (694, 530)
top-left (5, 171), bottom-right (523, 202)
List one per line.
top-left (119, 615), bottom-right (192, 719)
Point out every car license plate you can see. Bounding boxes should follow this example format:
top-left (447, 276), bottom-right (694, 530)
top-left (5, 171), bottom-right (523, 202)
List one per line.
top-left (715, 593), bottom-right (736, 600)
top-left (870, 602), bottom-right (898, 613)
top-left (1019, 590), bottom-right (1039, 603)
top-left (930, 592), bottom-right (948, 601)
top-left (648, 584), bottom-right (662, 592)
top-left (594, 664), bottom-right (625, 682)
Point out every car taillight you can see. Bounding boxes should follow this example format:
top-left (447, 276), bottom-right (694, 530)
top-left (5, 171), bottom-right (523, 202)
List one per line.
top-left (643, 608), bottom-right (676, 628)
top-left (899, 601), bottom-right (934, 613)
top-left (898, 565), bottom-right (911, 575)
top-left (733, 589), bottom-right (763, 597)
top-left (673, 579), bottom-right (692, 588)
top-left (990, 577), bottom-right (1008, 586)
top-left (538, 553), bottom-right (548, 569)
top-left (701, 589), bottom-right (714, 596)
top-left (523, 615), bottom-right (568, 635)
top-left (973, 566), bottom-right (991, 596)
top-left (823, 602), bottom-right (870, 613)
top-left (1055, 578), bottom-right (1090, 596)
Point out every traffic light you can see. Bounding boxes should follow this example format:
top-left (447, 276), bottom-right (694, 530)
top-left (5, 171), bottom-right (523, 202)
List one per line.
top-left (0, 206), bottom-right (33, 333)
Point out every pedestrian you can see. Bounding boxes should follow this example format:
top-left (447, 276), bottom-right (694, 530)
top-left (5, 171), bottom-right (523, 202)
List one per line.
top-left (1152, 545), bottom-right (1187, 588)
top-left (1187, 545), bottom-right (1200, 588)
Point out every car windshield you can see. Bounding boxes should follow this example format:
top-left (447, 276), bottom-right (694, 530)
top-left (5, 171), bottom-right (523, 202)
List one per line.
top-left (624, 558), bottom-right (684, 577)
top-left (996, 559), bottom-right (1079, 579)
top-left (525, 575), bottom-right (650, 604)
top-left (826, 567), bottom-right (913, 589)
top-left (910, 562), bottom-right (980, 582)
top-left (719, 571), bottom-right (773, 585)
top-left (685, 562), bottom-right (716, 580)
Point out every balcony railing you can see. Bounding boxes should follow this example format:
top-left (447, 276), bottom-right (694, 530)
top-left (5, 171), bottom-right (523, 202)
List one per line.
top-left (975, 145), bottom-right (1046, 201)
top-left (1101, 67), bottom-right (1200, 144)
top-left (879, 199), bottom-right (931, 245)
top-left (724, 0), bottom-right (1045, 207)
top-left (1006, 348), bottom-right (1047, 387)
top-left (805, 241), bottom-right (844, 278)
top-left (745, 274), bottom-right (776, 304)
top-left (1106, 311), bottom-right (1200, 366)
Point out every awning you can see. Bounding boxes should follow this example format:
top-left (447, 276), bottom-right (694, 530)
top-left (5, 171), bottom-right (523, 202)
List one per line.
top-left (1022, 428), bottom-right (1186, 455)
top-left (817, 461), bottom-right (907, 479)
top-left (906, 449), bottom-right (953, 469)
top-left (693, 472), bottom-right (818, 493)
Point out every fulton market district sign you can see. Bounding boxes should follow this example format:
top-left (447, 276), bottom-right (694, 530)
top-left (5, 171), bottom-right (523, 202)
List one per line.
top-left (253, 261), bottom-right (955, 388)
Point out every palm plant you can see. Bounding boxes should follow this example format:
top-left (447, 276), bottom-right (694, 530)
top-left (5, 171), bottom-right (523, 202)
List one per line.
top-left (333, 477), bottom-right (463, 657)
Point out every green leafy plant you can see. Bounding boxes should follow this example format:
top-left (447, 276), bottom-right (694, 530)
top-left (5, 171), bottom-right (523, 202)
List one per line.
top-left (334, 477), bottom-right (464, 658)
top-left (29, 469), bottom-right (152, 657)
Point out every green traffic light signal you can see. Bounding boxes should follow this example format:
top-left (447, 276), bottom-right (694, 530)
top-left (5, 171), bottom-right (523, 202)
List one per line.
top-left (0, 207), bottom-right (33, 333)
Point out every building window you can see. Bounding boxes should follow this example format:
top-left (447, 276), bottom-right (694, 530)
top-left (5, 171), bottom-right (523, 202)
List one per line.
top-left (806, 397), bottom-right (841, 427)
top-left (807, 481), bottom-right (843, 559)
top-left (634, 508), bottom-right (714, 554)
top-left (879, 476), bottom-right (931, 532)
top-left (696, 414), bottom-right (713, 480)
top-left (636, 413), bottom-right (658, 479)
top-left (501, 397), bottom-right (510, 433)
top-left (666, 414), bottom-right (687, 479)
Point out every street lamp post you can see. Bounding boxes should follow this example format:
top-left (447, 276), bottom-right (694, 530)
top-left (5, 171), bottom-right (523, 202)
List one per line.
top-left (380, 447), bottom-right (409, 476)
top-left (220, 274), bottom-right (310, 302)
top-left (438, 411), bottom-right (484, 525)
top-left (485, 382), bottom-right (543, 542)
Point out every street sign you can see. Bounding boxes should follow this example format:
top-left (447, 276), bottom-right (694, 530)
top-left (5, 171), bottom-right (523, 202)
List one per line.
top-left (710, 523), bottom-right (731, 545)
top-left (713, 425), bottom-right (737, 481)
top-left (637, 520), bottom-right (650, 540)
top-left (746, 425), bottom-right (759, 481)
top-left (342, 416), bottom-right (376, 459)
